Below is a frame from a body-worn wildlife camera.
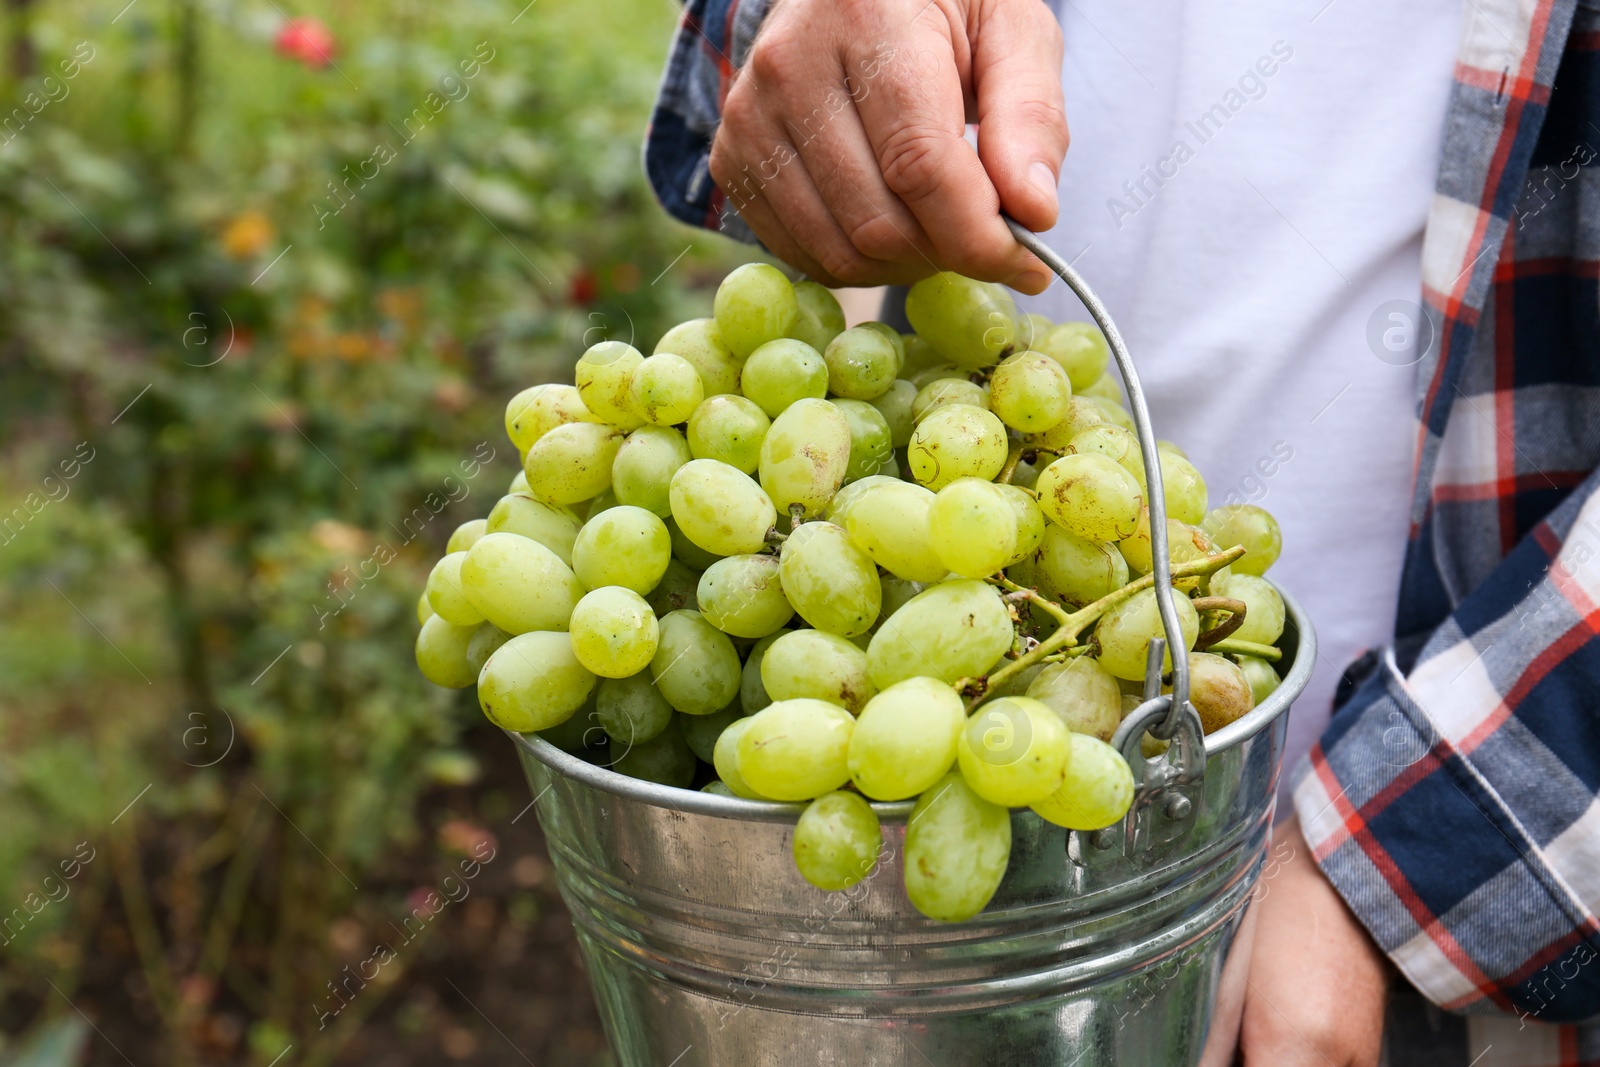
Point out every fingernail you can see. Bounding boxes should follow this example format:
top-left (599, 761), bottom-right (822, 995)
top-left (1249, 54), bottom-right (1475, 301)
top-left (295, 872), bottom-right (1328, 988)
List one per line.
top-left (1007, 268), bottom-right (1051, 293)
top-left (1029, 161), bottom-right (1059, 208)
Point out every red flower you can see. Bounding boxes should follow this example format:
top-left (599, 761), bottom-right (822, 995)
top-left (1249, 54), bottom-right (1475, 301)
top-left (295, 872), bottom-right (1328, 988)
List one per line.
top-left (275, 16), bottom-right (337, 69)
top-left (568, 268), bottom-right (598, 305)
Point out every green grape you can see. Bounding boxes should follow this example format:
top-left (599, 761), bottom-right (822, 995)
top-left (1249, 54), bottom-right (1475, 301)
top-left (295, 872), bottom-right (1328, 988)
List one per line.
top-left (523, 422), bottom-right (623, 506)
top-left (680, 703), bottom-right (745, 763)
top-left (760, 628), bottom-right (876, 713)
top-left (1069, 424), bottom-right (1144, 486)
top-left (868, 379), bottom-right (918, 448)
top-left (1027, 396), bottom-right (1107, 454)
top-left (702, 780), bottom-right (736, 797)
top-left (903, 773), bottom-right (1011, 923)
top-left (1026, 656), bottom-right (1122, 742)
top-left (666, 515), bottom-right (723, 569)
top-left (1009, 457), bottom-right (1041, 491)
top-left (740, 628), bottom-right (788, 714)
top-left (417, 592), bottom-right (434, 625)
top-left (844, 479), bottom-right (946, 582)
top-left (415, 615), bottom-right (478, 688)
top-left (655, 318), bottom-right (743, 396)
top-left (465, 623), bottom-right (511, 678)
top-left (857, 321), bottom-right (905, 371)
top-left (848, 676), bottom-right (965, 800)
top-left (911, 361), bottom-right (964, 389)
top-left (911, 378), bottom-right (989, 423)
top-left (740, 337), bottom-right (828, 417)
top-left (989, 351), bottom-right (1072, 433)
top-left (1094, 587), bottom-right (1199, 680)
top-left (460, 532), bottom-right (584, 635)
top-left (1030, 734), bottom-right (1135, 831)
top-left (1158, 453), bottom-right (1208, 525)
top-left (1036, 322), bottom-right (1110, 391)
top-left (908, 404), bottom-right (1009, 491)
top-left (778, 521), bottom-right (882, 636)
top-left (833, 398), bottom-right (894, 482)
top-left (877, 576), bottom-right (923, 621)
top-left (508, 469), bottom-right (529, 494)
top-left (759, 398), bottom-right (851, 517)
top-left (426, 552), bottom-right (485, 625)
top-left (487, 493), bottom-right (584, 566)
top-left (650, 608), bottom-right (742, 714)
top-left (447, 518), bottom-right (487, 554)
top-left (575, 341), bottom-right (646, 429)
top-left (478, 631), bottom-right (597, 732)
top-left (824, 474), bottom-right (900, 528)
top-left (611, 718), bottom-right (697, 788)
top-left (645, 557), bottom-right (701, 617)
top-left (581, 489), bottom-right (616, 521)
top-left (997, 484), bottom-right (1046, 567)
top-left (1234, 655), bottom-right (1282, 705)
top-left (537, 692), bottom-right (602, 752)
top-left (1019, 312), bottom-right (1054, 350)
top-left (867, 579), bottom-right (1012, 688)
top-left (668, 458), bottom-right (778, 556)
top-left (712, 716), bottom-right (766, 798)
top-left (571, 505), bottom-right (672, 594)
top-left (505, 383), bottom-right (597, 454)
top-left (1034, 525), bottom-right (1129, 606)
top-left (714, 263), bottom-right (799, 358)
top-left (1176, 652), bottom-right (1255, 733)
top-left (629, 353), bottom-right (704, 426)
top-left (687, 394), bottom-right (769, 474)
top-left (1157, 439), bottom-right (1188, 458)
top-left (1035, 453), bottom-right (1143, 542)
top-left (595, 672), bottom-right (675, 744)
top-left (735, 698), bottom-right (854, 801)
top-left (793, 791), bottom-right (882, 891)
top-left (1090, 396), bottom-right (1136, 433)
top-left (697, 554), bottom-right (794, 638)
top-left (927, 478), bottom-right (1018, 578)
top-left (786, 280), bottom-right (847, 352)
top-left (612, 424), bottom-right (692, 517)
top-left (957, 696), bottom-right (1072, 806)
top-left (1201, 504), bottom-right (1282, 576)
top-left (905, 272), bottom-right (1018, 370)
top-left (569, 586), bottom-right (660, 678)
top-left (1080, 374), bottom-right (1123, 403)
top-left (1221, 573), bottom-right (1286, 645)
top-left (900, 333), bottom-right (942, 378)
top-left (1117, 511), bottom-right (1215, 585)
top-left (823, 325), bottom-right (899, 400)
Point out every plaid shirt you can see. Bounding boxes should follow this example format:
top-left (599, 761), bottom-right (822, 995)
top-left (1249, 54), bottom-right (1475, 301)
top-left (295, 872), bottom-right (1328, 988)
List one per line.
top-left (644, 0), bottom-right (1600, 1059)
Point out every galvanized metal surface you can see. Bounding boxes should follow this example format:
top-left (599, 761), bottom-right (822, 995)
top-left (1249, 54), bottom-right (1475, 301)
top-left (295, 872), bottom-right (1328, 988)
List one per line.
top-left (510, 590), bottom-right (1314, 1067)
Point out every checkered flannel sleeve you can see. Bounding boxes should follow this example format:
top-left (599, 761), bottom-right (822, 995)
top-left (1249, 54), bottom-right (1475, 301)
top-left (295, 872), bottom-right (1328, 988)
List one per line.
top-left (643, 0), bottom-right (769, 243)
top-left (1294, 477), bottom-right (1600, 1024)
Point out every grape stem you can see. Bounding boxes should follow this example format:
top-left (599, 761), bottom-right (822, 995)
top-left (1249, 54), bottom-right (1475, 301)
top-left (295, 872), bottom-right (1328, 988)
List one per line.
top-left (1192, 596), bottom-right (1247, 649)
top-left (964, 545), bottom-right (1246, 709)
top-left (990, 573), bottom-right (1074, 628)
top-left (998, 445), bottom-right (1025, 486)
top-left (1208, 638), bottom-right (1283, 662)
top-left (763, 527), bottom-right (788, 547)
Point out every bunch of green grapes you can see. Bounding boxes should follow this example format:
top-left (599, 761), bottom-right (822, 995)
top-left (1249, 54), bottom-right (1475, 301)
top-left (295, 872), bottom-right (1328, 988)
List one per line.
top-left (415, 265), bottom-right (1291, 925)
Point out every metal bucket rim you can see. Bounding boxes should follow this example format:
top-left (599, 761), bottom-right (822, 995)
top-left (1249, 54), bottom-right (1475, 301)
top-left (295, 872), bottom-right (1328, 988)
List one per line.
top-left (509, 582), bottom-right (1315, 825)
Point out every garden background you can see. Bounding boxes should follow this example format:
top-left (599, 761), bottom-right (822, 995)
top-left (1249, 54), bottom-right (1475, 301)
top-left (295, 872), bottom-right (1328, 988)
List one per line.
top-left (0, 0), bottom-right (754, 1062)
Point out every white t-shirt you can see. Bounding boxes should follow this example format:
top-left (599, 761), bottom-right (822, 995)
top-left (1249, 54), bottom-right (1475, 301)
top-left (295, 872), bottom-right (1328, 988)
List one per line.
top-left (1020, 0), bottom-right (1463, 798)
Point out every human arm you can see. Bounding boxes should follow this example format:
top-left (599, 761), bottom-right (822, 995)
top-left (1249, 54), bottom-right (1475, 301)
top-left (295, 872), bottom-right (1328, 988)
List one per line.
top-left (644, 0), bottom-right (1067, 292)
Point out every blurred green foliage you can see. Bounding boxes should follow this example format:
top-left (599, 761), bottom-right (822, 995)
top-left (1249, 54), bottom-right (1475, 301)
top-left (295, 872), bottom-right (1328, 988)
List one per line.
top-left (0, 0), bottom-right (736, 1062)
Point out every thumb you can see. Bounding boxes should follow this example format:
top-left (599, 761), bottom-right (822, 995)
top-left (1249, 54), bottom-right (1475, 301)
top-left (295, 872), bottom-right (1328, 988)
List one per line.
top-left (971, 0), bottom-right (1069, 232)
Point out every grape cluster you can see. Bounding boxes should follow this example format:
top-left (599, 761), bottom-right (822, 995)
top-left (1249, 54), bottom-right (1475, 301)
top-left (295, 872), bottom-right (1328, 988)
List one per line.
top-left (415, 264), bottom-right (1289, 923)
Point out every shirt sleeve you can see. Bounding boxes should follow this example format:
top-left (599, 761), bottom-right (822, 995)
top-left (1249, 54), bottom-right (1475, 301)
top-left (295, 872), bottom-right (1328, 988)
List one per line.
top-left (1293, 477), bottom-right (1600, 1025)
top-left (643, 0), bottom-right (772, 244)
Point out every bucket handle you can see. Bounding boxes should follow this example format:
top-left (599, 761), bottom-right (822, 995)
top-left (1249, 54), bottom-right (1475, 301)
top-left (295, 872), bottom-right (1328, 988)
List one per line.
top-left (1003, 218), bottom-right (1206, 852)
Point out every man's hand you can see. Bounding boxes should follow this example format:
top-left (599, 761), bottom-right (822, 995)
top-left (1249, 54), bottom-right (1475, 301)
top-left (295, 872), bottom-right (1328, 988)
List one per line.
top-left (709, 0), bottom-right (1066, 292)
top-left (1230, 816), bottom-right (1390, 1066)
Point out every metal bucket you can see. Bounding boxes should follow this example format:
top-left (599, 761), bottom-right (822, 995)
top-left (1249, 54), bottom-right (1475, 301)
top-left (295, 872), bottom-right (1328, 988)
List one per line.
top-left (510, 586), bottom-right (1314, 1067)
